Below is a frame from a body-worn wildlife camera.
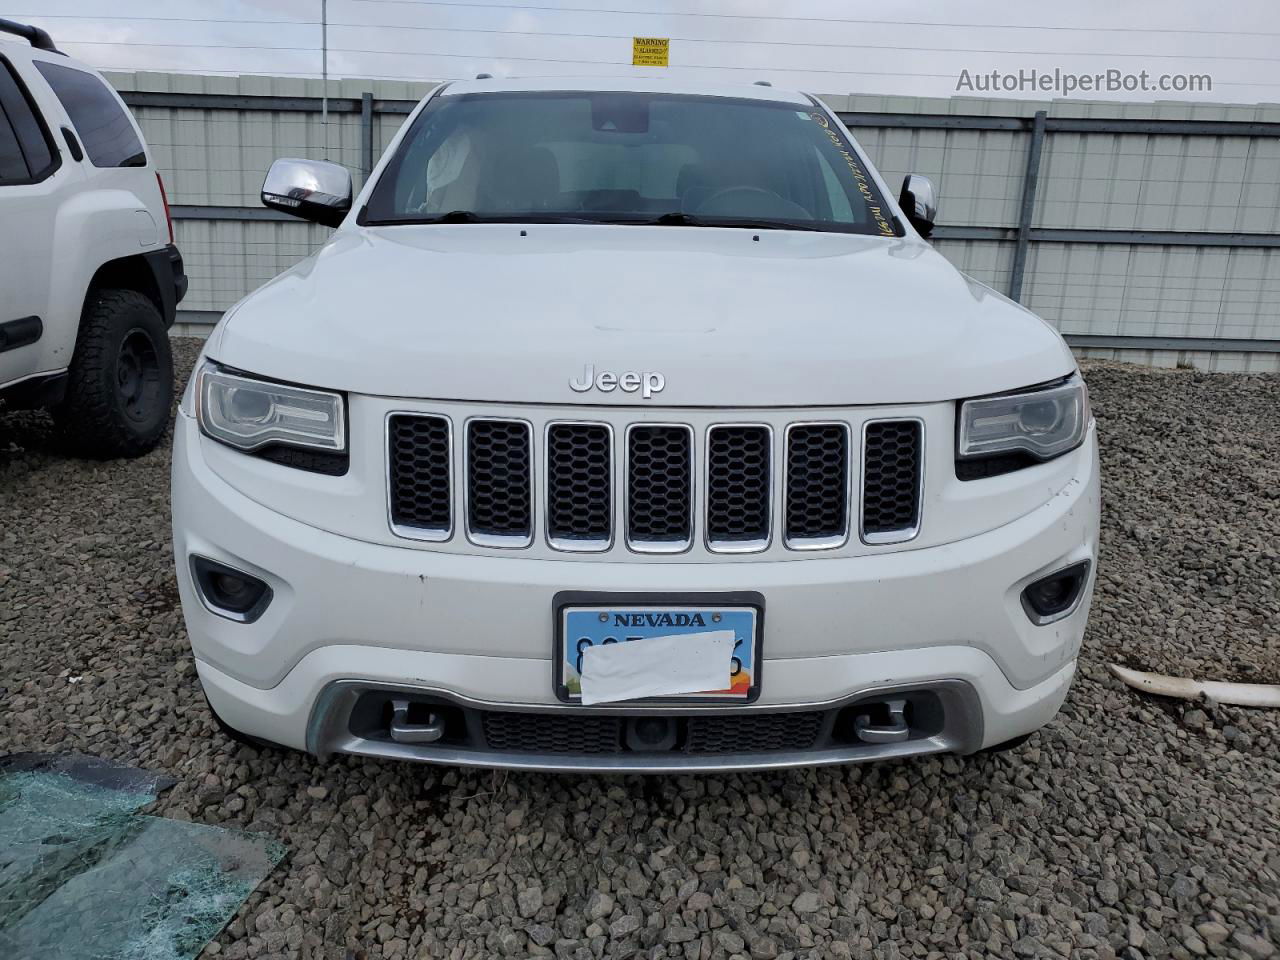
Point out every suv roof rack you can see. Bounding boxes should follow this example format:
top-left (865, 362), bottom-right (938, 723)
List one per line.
top-left (0, 18), bottom-right (61, 54)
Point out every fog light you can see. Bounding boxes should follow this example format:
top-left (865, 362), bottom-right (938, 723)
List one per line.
top-left (191, 556), bottom-right (273, 623)
top-left (1021, 561), bottom-right (1091, 625)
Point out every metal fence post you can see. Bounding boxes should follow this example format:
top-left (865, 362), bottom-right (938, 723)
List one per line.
top-left (361, 92), bottom-right (374, 183)
top-left (1008, 110), bottom-right (1047, 303)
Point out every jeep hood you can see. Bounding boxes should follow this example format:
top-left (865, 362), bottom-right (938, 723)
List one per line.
top-left (215, 224), bottom-right (1075, 406)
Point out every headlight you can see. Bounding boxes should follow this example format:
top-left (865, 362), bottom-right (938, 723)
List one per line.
top-left (195, 362), bottom-right (345, 453)
top-left (958, 375), bottom-right (1089, 463)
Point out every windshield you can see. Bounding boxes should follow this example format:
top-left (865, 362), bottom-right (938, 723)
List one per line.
top-left (362, 91), bottom-right (900, 236)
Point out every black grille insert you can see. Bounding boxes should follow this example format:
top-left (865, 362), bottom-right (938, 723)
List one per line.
top-left (862, 420), bottom-right (922, 538)
top-left (547, 423), bottom-right (612, 547)
top-left (627, 425), bottom-right (693, 546)
top-left (784, 424), bottom-right (849, 544)
top-left (467, 419), bottom-right (533, 541)
top-left (482, 712), bottom-right (623, 754)
top-left (685, 712), bottom-right (824, 753)
top-left (707, 425), bottom-right (771, 547)
top-left (388, 414), bottom-right (451, 534)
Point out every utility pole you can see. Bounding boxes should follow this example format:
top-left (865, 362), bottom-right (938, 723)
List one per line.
top-left (321, 0), bottom-right (328, 159)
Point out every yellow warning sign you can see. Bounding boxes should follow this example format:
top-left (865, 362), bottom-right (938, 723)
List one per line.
top-left (632, 37), bottom-right (670, 67)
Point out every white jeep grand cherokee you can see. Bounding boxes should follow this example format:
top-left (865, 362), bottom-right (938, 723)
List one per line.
top-left (172, 77), bottom-right (1099, 772)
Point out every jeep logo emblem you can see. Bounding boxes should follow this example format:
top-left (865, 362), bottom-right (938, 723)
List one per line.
top-left (569, 364), bottom-right (665, 399)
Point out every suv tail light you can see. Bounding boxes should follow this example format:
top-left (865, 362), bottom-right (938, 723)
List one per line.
top-left (156, 172), bottom-right (173, 243)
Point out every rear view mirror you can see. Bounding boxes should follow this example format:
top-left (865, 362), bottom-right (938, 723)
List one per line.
top-left (262, 157), bottom-right (352, 228)
top-left (899, 174), bottom-right (937, 238)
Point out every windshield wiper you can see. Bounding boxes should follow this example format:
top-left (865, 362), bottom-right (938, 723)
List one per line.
top-left (631, 212), bottom-right (825, 232)
top-left (390, 210), bottom-right (608, 226)
top-left (423, 209), bottom-right (483, 223)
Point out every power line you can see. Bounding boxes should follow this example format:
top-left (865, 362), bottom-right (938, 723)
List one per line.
top-left (25, 11), bottom-right (1276, 57)
top-left (11, 13), bottom-right (320, 26)
top-left (337, 0), bottom-right (1280, 39)
top-left (77, 44), bottom-right (1280, 89)
top-left (60, 40), bottom-right (323, 52)
top-left (318, 22), bottom-right (1278, 63)
top-left (55, 33), bottom-right (1280, 66)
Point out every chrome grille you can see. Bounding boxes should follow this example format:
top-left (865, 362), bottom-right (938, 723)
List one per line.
top-left (387, 414), bottom-right (451, 538)
top-left (466, 419), bottom-right (533, 546)
top-left (626, 425), bottom-right (694, 551)
top-left (862, 419), bottom-right (923, 542)
top-left (387, 412), bottom-right (924, 553)
top-left (706, 425), bottom-right (771, 550)
top-left (784, 423), bottom-right (850, 547)
top-left (546, 423), bottom-right (612, 550)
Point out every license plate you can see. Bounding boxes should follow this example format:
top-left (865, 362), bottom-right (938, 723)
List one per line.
top-left (556, 602), bottom-right (760, 703)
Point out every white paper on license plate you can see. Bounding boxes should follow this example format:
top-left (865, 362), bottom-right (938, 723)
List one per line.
top-left (578, 630), bottom-right (735, 705)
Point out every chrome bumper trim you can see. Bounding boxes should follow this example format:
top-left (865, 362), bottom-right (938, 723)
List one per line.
top-left (305, 677), bottom-right (984, 772)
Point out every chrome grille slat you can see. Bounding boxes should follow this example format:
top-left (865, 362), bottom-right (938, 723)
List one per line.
top-left (783, 422), bottom-right (850, 548)
top-left (706, 424), bottom-right (772, 552)
top-left (465, 418), bottom-right (534, 547)
top-left (626, 424), bottom-right (694, 552)
top-left (546, 422), bottom-right (612, 551)
top-left (861, 419), bottom-right (924, 544)
top-left (386, 414), bottom-right (452, 540)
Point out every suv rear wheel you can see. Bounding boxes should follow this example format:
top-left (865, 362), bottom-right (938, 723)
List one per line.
top-left (55, 288), bottom-right (173, 458)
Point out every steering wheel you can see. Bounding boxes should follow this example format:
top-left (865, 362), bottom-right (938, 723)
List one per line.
top-left (695, 186), bottom-right (812, 220)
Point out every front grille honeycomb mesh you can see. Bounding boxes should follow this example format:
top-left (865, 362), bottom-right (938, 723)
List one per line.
top-left (685, 712), bottom-right (824, 753)
top-left (388, 414), bottom-right (450, 532)
top-left (467, 419), bottom-right (533, 539)
top-left (547, 424), bottom-right (612, 544)
top-left (862, 421), bottom-right (923, 536)
top-left (627, 426), bottom-right (693, 545)
top-left (482, 712), bottom-right (623, 753)
top-left (707, 426), bottom-right (771, 545)
top-left (785, 424), bottom-right (849, 543)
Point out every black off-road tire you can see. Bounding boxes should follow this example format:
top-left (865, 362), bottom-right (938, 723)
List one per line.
top-left (54, 288), bottom-right (174, 458)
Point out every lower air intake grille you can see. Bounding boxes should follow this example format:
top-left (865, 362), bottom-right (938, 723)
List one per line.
top-left (388, 414), bottom-right (451, 534)
top-left (685, 713), bottom-right (824, 753)
top-left (707, 425), bottom-right (771, 548)
top-left (627, 425), bottom-right (693, 547)
top-left (467, 419), bottom-right (533, 542)
top-left (547, 423), bottom-right (612, 547)
top-left (481, 712), bottom-right (623, 754)
top-left (862, 420), bottom-right (923, 539)
top-left (785, 424), bottom-right (849, 545)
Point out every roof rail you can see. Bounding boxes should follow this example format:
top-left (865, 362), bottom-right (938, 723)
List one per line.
top-left (0, 18), bottom-right (61, 53)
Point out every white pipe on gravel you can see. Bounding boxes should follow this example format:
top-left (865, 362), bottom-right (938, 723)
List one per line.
top-left (1109, 664), bottom-right (1280, 708)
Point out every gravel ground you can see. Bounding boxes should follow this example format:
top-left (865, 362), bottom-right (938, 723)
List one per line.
top-left (2, 343), bottom-right (1278, 960)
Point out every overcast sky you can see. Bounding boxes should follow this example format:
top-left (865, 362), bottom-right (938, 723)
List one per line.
top-left (14, 0), bottom-right (1280, 103)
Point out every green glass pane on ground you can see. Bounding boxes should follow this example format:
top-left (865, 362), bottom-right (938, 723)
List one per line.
top-left (0, 754), bottom-right (285, 960)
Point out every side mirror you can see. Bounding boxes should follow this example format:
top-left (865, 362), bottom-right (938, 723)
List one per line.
top-left (898, 174), bottom-right (937, 238)
top-left (261, 157), bottom-right (352, 228)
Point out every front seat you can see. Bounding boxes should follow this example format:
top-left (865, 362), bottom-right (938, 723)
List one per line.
top-left (482, 146), bottom-right (562, 213)
top-left (676, 162), bottom-right (720, 213)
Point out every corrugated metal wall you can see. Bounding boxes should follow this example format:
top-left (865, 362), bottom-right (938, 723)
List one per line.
top-left (104, 72), bottom-right (1280, 371)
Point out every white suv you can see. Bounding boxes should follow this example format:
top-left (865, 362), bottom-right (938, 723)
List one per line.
top-left (0, 20), bottom-right (185, 457)
top-left (173, 77), bottom-right (1099, 772)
